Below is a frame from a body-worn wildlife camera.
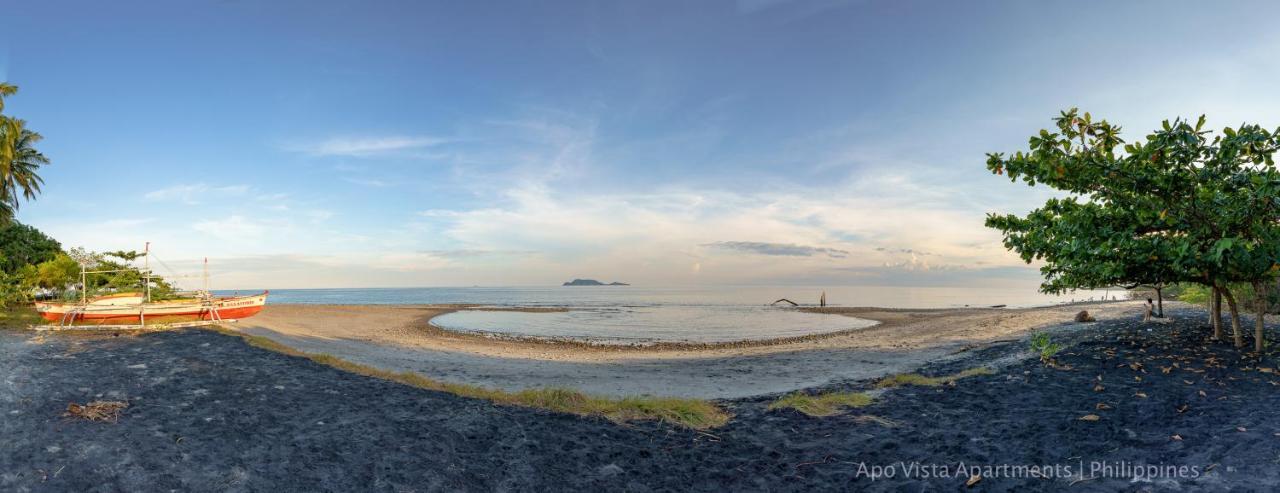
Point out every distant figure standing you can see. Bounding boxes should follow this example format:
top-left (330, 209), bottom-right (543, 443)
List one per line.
top-left (1143, 298), bottom-right (1154, 322)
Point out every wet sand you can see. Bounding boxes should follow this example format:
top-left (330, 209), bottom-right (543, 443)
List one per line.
top-left (230, 301), bottom-right (1141, 398)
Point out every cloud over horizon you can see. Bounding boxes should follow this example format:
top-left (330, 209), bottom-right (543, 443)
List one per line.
top-left (702, 241), bottom-right (850, 258)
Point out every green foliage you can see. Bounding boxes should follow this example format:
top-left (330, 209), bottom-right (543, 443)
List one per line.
top-left (0, 270), bottom-right (25, 308)
top-left (1176, 282), bottom-right (1280, 313)
top-left (32, 253), bottom-right (79, 289)
top-left (986, 109), bottom-right (1280, 297)
top-left (1029, 332), bottom-right (1062, 363)
top-left (0, 83), bottom-right (50, 224)
top-left (0, 221), bottom-right (60, 273)
top-left (1177, 284), bottom-right (1212, 305)
top-left (0, 221), bottom-right (62, 307)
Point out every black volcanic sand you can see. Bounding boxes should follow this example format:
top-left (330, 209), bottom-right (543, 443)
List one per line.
top-left (3, 307), bottom-right (1280, 491)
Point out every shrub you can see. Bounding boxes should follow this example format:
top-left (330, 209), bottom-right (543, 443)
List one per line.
top-left (1029, 331), bottom-right (1061, 363)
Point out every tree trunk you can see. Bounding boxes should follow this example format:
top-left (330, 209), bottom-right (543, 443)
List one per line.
top-left (1222, 287), bottom-right (1244, 348)
top-left (1155, 286), bottom-right (1164, 318)
top-left (1212, 287), bottom-right (1223, 340)
top-left (1255, 281), bottom-right (1268, 353)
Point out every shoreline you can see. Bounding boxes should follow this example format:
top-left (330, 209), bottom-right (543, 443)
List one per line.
top-left (224, 300), bottom-right (1147, 398)
top-left (257, 299), bottom-right (1134, 354)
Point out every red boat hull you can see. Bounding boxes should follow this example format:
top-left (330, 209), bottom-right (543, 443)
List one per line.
top-left (38, 304), bottom-right (266, 324)
top-left (36, 292), bottom-right (269, 325)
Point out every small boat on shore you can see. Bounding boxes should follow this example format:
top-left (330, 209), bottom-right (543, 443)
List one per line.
top-left (33, 243), bottom-right (268, 327)
top-left (35, 291), bottom-right (269, 325)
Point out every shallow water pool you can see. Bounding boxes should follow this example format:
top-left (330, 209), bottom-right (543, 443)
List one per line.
top-left (430, 306), bottom-right (877, 345)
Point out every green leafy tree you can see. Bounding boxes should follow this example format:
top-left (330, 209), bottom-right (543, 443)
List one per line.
top-left (987, 109), bottom-right (1280, 350)
top-left (0, 221), bottom-right (62, 273)
top-left (32, 253), bottom-right (79, 290)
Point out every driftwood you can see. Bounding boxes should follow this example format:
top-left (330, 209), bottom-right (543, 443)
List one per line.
top-left (771, 298), bottom-right (799, 307)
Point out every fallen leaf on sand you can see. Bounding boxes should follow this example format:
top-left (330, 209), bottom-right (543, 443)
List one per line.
top-left (1079, 414), bottom-right (1101, 421)
top-left (966, 474), bottom-right (981, 487)
top-left (1096, 403), bottom-right (1111, 410)
top-left (1171, 435), bottom-right (1183, 441)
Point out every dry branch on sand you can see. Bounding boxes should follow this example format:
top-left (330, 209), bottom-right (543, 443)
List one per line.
top-left (64, 401), bottom-right (128, 422)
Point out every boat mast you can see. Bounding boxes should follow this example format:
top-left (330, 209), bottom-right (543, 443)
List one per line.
top-left (203, 257), bottom-right (209, 294)
top-left (144, 242), bottom-right (151, 302)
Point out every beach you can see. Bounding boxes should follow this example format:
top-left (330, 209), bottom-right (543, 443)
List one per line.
top-left (229, 301), bottom-right (1140, 398)
top-left (3, 303), bottom-right (1276, 491)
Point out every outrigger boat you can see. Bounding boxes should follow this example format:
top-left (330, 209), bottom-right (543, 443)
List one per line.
top-left (31, 243), bottom-right (268, 329)
top-left (34, 291), bottom-right (268, 325)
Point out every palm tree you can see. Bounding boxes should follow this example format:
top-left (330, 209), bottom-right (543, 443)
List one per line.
top-left (0, 83), bottom-right (17, 113)
top-left (0, 120), bottom-right (49, 221)
top-left (0, 83), bottom-right (50, 224)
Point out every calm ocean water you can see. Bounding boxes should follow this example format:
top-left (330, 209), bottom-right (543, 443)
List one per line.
top-left (217, 285), bottom-right (1114, 344)
top-left (218, 285), bottom-right (1114, 309)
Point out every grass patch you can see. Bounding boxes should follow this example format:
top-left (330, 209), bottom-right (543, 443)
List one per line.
top-left (0, 305), bottom-right (43, 330)
top-left (207, 327), bottom-right (731, 429)
top-left (875, 367), bottom-right (994, 389)
top-left (768, 391), bottom-right (874, 417)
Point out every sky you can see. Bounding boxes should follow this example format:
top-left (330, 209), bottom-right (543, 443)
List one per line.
top-left (3, 0), bottom-right (1280, 290)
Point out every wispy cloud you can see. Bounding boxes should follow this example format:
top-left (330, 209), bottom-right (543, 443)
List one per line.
top-left (419, 249), bottom-right (538, 259)
top-left (702, 241), bottom-right (850, 258)
top-left (875, 247), bottom-right (935, 256)
top-left (144, 183), bottom-right (249, 204)
top-left (342, 177), bottom-right (393, 187)
top-left (289, 136), bottom-right (448, 157)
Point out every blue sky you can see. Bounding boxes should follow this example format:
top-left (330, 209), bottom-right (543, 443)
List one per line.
top-left (4, 0), bottom-right (1280, 289)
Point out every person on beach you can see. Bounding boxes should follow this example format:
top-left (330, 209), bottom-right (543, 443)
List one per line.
top-left (1143, 298), bottom-right (1154, 322)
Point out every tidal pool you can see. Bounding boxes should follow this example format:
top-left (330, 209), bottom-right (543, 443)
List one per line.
top-left (430, 305), bottom-right (878, 345)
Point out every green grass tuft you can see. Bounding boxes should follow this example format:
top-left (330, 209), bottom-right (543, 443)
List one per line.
top-left (208, 326), bottom-right (731, 429)
top-left (875, 367), bottom-right (994, 389)
top-left (768, 391), bottom-right (874, 417)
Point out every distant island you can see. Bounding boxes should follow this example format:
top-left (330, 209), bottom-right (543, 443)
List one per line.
top-left (562, 279), bottom-right (630, 286)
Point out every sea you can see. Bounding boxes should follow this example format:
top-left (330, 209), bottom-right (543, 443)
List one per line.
top-left (216, 285), bottom-right (1115, 309)
top-left (213, 285), bottom-right (1116, 344)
